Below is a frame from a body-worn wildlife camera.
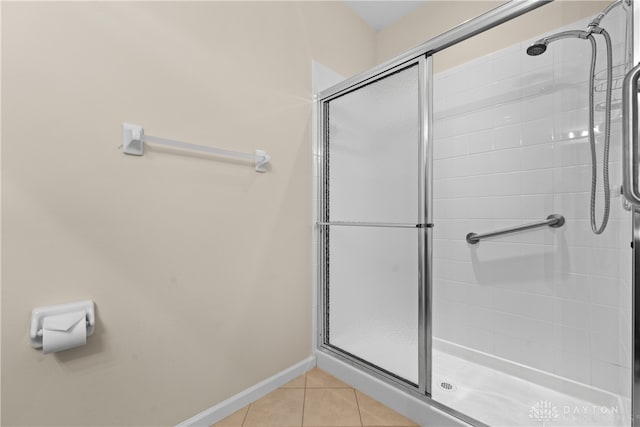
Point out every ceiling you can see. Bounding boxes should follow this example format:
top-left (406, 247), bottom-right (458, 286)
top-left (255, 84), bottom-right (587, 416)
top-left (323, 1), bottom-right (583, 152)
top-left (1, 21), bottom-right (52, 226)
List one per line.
top-left (345, 1), bottom-right (428, 31)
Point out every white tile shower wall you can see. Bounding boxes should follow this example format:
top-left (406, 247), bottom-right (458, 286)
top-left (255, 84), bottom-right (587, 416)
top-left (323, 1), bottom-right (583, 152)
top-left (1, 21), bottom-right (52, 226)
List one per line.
top-left (432, 10), bottom-right (632, 398)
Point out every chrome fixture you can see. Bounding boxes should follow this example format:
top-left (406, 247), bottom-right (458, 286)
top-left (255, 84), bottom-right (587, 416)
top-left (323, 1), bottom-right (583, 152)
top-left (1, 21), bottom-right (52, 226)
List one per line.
top-left (525, 30), bottom-right (590, 56)
top-left (622, 62), bottom-right (640, 207)
top-left (526, 0), bottom-right (620, 235)
top-left (465, 214), bottom-right (565, 245)
top-left (589, 0), bottom-right (623, 28)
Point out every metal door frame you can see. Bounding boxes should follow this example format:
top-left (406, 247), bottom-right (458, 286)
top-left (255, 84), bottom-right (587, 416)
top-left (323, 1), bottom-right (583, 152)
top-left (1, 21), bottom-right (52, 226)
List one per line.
top-left (626, 0), bottom-right (639, 426)
top-left (631, 1), bottom-right (640, 425)
top-left (316, 56), bottom-right (427, 395)
top-left (316, 1), bottom-right (638, 426)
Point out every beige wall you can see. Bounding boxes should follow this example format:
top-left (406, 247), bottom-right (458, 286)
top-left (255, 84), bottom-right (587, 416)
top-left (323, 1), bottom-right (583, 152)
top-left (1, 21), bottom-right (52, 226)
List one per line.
top-left (0, 2), bottom-right (373, 426)
top-left (375, 1), bottom-right (610, 73)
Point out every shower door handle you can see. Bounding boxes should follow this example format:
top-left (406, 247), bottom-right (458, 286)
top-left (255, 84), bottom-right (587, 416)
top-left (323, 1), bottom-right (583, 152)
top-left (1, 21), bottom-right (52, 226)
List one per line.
top-left (622, 62), bottom-right (640, 207)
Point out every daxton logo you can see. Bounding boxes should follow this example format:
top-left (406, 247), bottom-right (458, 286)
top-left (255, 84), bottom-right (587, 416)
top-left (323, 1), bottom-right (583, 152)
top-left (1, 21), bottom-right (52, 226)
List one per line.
top-left (529, 400), bottom-right (560, 425)
top-left (529, 400), bottom-right (619, 425)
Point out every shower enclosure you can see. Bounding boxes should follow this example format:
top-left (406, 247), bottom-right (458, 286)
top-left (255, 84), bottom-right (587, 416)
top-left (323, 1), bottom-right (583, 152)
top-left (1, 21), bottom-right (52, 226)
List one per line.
top-left (315, 0), bottom-right (640, 426)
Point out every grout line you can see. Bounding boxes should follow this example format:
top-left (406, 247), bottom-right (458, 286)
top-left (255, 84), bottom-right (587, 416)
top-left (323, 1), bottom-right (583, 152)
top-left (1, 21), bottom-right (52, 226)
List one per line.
top-left (305, 386), bottom-right (354, 389)
top-left (301, 371), bottom-right (308, 427)
top-left (240, 403), bottom-right (250, 427)
top-left (353, 388), bottom-right (364, 427)
top-left (301, 388), bottom-right (306, 426)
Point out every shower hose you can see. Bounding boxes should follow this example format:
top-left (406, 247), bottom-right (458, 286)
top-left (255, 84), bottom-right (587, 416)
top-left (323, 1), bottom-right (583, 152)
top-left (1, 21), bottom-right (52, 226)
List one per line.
top-left (587, 28), bottom-right (613, 235)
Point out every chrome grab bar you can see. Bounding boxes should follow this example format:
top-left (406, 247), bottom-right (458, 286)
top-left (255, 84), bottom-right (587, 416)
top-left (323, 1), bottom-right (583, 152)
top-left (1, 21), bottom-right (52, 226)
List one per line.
top-left (466, 214), bottom-right (565, 244)
top-left (622, 62), bottom-right (640, 207)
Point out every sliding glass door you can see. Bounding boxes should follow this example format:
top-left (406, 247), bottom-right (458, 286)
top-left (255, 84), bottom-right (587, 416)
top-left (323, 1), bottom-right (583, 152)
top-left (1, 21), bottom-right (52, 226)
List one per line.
top-left (319, 60), bottom-right (430, 390)
top-left (316, 2), bottom-right (637, 426)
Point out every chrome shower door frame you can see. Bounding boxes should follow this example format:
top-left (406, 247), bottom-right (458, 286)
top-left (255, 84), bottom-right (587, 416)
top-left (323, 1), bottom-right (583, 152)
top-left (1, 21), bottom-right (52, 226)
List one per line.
top-left (315, 0), bottom-right (640, 426)
top-left (316, 55), bottom-right (429, 397)
top-left (631, 1), bottom-right (640, 425)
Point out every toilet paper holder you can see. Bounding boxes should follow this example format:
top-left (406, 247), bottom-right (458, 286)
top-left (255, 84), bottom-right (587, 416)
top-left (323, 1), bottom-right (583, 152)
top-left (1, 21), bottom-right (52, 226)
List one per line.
top-left (29, 300), bottom-right (95, 349)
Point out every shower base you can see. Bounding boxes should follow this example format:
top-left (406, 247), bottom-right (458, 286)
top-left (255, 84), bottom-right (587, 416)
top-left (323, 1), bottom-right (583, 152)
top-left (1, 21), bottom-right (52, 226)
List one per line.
top-left (329, 332), bottom-right (628, 426)
top-left (432, 342), bottom-right (628, 427)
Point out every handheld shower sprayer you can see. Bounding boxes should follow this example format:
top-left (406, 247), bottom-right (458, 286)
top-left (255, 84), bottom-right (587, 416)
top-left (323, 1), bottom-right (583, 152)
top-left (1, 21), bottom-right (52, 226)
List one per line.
top-left (526, 30), bottom-right (591, 57)
top-left (525, 1), bottom-right (620, 235)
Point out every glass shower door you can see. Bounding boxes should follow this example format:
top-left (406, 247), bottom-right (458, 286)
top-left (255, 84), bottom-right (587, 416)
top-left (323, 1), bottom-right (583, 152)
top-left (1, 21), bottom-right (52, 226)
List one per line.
top-left (317, 1), bottom-right (636, 426)
top-left (320, 62), bottom-right (424, 386)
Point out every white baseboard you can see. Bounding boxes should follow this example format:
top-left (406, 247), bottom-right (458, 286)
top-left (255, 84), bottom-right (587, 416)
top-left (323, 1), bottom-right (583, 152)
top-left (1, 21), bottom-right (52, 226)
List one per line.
top-left (177, 356), bottom-right (316, 427)
top-left (315, 350), bottom-right (469, 427)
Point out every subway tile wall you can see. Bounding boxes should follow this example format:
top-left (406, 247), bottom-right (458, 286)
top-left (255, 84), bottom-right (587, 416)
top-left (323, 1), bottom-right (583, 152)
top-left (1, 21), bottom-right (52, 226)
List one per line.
top-left (432, 11), bottom-right (632, 397)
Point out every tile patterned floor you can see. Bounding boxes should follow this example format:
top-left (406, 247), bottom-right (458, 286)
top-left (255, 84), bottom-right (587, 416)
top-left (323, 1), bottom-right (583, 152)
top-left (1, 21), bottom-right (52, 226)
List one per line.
top-left (211, 368), bottom-right (419, 427)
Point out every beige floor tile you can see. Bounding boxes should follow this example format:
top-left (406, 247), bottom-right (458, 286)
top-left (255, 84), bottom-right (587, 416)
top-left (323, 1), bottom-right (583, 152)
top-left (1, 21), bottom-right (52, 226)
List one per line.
top-left (355, 391), bottom-right (418, 427)
top-left (210, 406), bottom-right (249, 427)
top-left (305, 368), bottom-right (351, 388)
top-left (303, 388), bottom-right (362, 427)
top-left (244, 388), bottom-right (305, 427)
top-left (281, 374), bottom-right (306, 388)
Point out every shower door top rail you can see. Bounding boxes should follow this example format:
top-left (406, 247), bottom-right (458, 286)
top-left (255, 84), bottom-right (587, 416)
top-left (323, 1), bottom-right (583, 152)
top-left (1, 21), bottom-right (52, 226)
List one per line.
top-left (316, 0), bottom-right (551, 102)
top-left (466, 214), bottom-right (565, 244)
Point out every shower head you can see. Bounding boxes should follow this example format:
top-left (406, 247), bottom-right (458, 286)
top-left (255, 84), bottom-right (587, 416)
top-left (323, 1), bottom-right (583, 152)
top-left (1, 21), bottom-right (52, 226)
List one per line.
top-left (526, 43), bottom-right (547, 56)
top-left (525, 30), bottom-right (591, 56)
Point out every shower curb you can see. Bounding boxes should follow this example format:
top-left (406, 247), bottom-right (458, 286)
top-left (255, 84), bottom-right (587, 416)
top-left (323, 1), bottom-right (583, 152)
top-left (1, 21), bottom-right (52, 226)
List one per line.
top-left (176, 355), bottom-right (316, 427)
